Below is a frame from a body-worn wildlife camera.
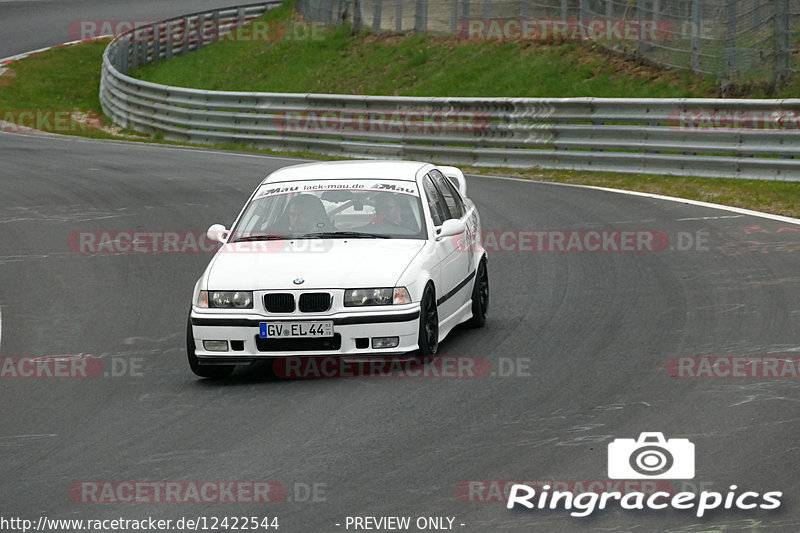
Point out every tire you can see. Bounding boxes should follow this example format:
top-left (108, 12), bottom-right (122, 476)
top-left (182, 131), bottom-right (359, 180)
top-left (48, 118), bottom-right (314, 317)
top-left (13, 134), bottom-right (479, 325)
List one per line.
top-left (467, 258), bottom-right (489, 328)
top-left (186, 313), bottom-right (235, 379)
top-left (416, 285), bottom-right (439, 360)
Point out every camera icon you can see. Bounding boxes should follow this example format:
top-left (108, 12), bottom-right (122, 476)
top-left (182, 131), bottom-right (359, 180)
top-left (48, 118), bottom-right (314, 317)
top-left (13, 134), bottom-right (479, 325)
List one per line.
top-left (608, 432), bottom-right (694, 479)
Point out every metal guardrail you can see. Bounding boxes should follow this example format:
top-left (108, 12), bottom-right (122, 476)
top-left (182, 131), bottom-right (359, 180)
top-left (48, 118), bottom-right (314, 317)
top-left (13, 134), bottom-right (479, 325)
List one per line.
top-left (100, 3), bottom-right (800, 180)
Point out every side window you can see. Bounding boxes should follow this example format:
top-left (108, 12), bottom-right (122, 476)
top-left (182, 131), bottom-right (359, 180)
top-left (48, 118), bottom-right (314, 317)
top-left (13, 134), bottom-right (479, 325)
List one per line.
top-left (429, 169), bottom-right (465, 219)
top-left (422, 175), bottom-right (449, 226)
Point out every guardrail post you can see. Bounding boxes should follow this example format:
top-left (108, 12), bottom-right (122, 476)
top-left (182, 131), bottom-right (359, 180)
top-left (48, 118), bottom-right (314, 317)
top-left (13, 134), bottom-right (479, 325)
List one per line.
top-left (373, 0), bottom-right (382, 32)
top-left (119, 39), bottom-right (130, 74)
top-left (181, 18), bottom-right (191, 56)
top-left (152, 24), bottom-right (161, 62)
top-left (395, 0), bottom-right (403, 31)
top-left (212, 10), bottom-right (221, 43)
top-left (520, 0), bottom-right (529, 19)
top-left (351, 0), bottom-right (362, 32)
top-left (130, 38), bottom-right (139, 70)
top-left (723, 0), bottom-right (737, 88)
top-left (638, 0), bottom-right (658, 55)
top-left (636, 0), bottom-right (645, 54)
top-left (414, 0), bottom-right (427, 32)
top-left (775, 0), bottom-right (789, 86)
top-left (196, 13), bottom-right (206, 50)
top-left (690, 0), bottom-right (702, 74)
top-left (136, 30), bottom-right (145, 66)
top-left (144, 28), bottom-right (152, 64)
top-left (165, 23), bottom-right (173, 61)
top-left (578, 0), bottom-right (588, 42)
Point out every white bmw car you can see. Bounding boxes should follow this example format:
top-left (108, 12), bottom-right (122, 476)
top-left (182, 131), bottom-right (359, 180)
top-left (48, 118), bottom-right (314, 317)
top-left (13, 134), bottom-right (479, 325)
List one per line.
top-left (187, 160), bottom-right (488, 378)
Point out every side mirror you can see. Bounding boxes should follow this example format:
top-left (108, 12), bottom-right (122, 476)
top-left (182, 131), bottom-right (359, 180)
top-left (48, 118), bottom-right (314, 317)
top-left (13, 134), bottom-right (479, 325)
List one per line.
top-left (436, 218), bottom-right (466, 240)
top-left (438, 166), bottom-right (468, 197)
top-left (207, 224), bottom-right (229, 243)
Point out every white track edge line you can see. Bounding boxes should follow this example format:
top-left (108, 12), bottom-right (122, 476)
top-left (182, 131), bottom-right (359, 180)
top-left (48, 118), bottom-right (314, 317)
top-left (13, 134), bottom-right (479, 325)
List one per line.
top-left (468, 173), bottom-right (800, 226)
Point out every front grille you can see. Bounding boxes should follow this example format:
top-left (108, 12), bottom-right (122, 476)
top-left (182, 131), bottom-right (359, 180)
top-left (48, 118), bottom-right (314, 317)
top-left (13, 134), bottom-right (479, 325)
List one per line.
top-left (264, 293), bottom-right (295, 313)
top-left (299, 293), bottom-right (331, 313)
top-left (255, 334), bottom-right (342, 352)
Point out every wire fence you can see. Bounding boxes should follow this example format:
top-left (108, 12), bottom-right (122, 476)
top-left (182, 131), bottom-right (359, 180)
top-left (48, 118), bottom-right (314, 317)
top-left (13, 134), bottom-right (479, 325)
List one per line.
top-left (295, 0), bottom-right (800, 91)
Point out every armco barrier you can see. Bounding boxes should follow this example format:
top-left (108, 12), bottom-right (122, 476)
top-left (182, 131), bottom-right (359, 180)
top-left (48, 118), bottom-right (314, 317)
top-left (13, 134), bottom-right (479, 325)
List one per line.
top-left (99, 3), bottom-right (800, 180)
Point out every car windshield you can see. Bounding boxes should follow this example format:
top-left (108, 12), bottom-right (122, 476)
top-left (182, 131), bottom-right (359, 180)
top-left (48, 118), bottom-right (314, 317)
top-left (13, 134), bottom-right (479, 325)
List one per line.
top-left (229, 179), bottom-right (427, 241)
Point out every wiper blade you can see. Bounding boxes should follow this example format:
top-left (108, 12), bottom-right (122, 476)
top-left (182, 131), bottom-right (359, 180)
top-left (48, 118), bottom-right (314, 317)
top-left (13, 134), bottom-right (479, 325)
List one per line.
top-left (302, 231), bottom-right (391, 239)
top-left (230, 234), bottom-right (286, 242)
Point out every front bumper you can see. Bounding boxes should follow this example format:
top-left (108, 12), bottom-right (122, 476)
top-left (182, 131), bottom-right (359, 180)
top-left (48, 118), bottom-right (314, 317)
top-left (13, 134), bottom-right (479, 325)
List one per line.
top-left (190, 306), bottom-right (421, 363)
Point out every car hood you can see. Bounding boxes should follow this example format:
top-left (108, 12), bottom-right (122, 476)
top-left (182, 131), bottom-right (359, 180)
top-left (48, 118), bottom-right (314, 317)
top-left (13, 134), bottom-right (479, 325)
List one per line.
top-left (205, 238), bottom-right (425, 290)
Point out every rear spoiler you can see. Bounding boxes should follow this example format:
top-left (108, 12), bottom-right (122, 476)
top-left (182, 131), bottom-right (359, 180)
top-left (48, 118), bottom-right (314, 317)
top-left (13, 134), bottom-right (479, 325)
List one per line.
top-left (438, 166), bottom-right (467, 197)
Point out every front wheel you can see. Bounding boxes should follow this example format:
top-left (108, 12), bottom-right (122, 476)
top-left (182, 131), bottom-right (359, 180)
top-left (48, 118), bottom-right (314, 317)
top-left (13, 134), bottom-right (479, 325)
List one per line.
top-left (186, 313), bottom-right (235, 379)
top-left (416, 285), bottom-right (439, 360)
top-left (467, 258), bottom-right (488, 328)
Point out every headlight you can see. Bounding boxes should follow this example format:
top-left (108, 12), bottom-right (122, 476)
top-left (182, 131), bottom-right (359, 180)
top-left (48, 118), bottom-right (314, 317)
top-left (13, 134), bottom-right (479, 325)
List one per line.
top-left (198, 290), bottom-right (253, 309)
top-left (345, 287), bottom-right (411, 306)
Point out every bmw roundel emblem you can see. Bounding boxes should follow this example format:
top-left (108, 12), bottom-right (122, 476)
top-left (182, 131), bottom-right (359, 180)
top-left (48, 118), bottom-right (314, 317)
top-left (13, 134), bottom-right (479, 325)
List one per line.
top-left (293, 278), bottom-right (305, 285)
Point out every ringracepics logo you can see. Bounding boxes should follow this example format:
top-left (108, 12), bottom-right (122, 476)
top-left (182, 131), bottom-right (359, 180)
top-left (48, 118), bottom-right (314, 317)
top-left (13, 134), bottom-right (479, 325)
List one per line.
top-left (608, 432), bottom-right (693, 479)
top-left (506, 432), bottom-right (782, 517)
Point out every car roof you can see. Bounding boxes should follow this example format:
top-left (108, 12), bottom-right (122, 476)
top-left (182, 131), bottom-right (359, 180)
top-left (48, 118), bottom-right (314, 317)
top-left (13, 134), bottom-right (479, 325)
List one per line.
top-left (260, 160), bottom-right (432, 184)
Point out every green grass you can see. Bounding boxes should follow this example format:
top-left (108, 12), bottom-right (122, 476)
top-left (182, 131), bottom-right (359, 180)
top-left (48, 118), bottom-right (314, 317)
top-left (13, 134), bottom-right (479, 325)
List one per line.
top-left (0, 6), bottom-right (798, 218)
top-left (0, 39), bottom-right (107, 111)
top-left (0, 38), bottom-right (140, 139)
top-left (129, 1), bottom-right (800, 98)
top-left (131, 15), bottom-right (717, 98)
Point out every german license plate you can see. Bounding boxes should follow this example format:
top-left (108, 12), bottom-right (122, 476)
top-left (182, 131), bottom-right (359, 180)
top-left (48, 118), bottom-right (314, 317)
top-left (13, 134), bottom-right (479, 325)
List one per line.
top-left (259, 321), bottom-right (334, 338)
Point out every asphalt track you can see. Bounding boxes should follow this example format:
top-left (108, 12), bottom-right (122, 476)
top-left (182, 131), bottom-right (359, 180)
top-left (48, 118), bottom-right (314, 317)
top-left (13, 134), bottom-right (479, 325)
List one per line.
top-left (1, 3), bottom-right (800, 532)
top-left (0, 0), bottom-right (252, 58)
